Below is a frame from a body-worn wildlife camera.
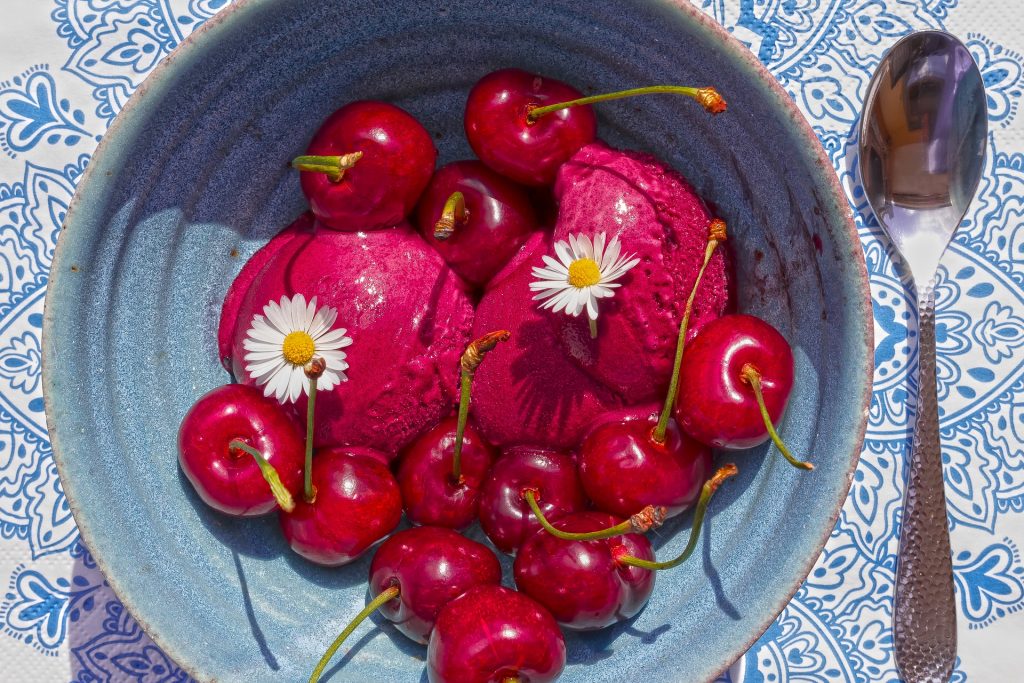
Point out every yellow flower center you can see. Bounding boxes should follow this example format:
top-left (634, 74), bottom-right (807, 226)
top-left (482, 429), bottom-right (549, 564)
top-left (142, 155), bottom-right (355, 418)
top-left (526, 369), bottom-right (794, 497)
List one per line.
top-left (567, 258), bottom-right (602, 288)
top-left (282, 331), bottom-right (315, 366)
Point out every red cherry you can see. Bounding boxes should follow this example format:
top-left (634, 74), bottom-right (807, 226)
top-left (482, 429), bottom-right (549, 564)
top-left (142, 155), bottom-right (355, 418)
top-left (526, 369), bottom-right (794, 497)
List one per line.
top-left (397, 416), bottom-right (494, 529)
top-left (427, 585), bottom-right (566, 683)
top-left (478, 446), bottom-right (588, 554)
top-left (675, 314), bottom-right (811, 469)
top-left (294, 101), bottom-right (436, 230)
top-left (369, 526), bottom-right (502, 644)
top-left (415, 160), bottom-right (537, 287)
top-left (178, 384), bottom-right (303, 516)
top-left (513, 511), bottom-right (655, 630)
top-left (464, 68), bottom-right (596, 186)
top-left (280, 447), bottom-right (401, 566)
top-left (579, 407), bottom-right (712, 519)
top-left (309, 527), bottom-right (503, 683)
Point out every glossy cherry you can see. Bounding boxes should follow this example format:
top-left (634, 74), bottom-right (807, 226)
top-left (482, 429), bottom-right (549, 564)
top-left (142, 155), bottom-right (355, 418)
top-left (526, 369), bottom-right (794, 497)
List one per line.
top-left (293, 100), bottom-right (436, 230)
top-left (478, 446), bottom-right (588, 554)
top-left (309, 527), bottom-right (502, 682)
top-left (415, 160), bottom-right (537, 287)
top-left (280, 446), bottom-right (401, 566)
top-left (397, 416), bottom-right (494, 529)
top-left (427, 585), bottom-right (566, 683)
top-left (369, 526), bottom-right (502, 643)
top-left (464, 68), bottom-right (596, 186)
top-left (675, 313), bottom-right (811, 469)
top-left (579, 407), bottom-right (712, 519)
top-left (178, 384), bottom-right (303, 516)
top-left (513, 511), bottom-right (654, 630)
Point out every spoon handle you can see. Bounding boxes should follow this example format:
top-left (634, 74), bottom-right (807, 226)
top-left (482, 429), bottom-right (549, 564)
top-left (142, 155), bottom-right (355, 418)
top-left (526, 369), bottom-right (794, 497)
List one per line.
top-left (894, 284), bottom-right (957, 683)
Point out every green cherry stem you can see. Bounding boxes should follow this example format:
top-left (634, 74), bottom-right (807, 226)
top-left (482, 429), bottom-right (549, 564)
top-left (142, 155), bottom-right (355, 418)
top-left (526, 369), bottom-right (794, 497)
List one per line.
top-left (617, 464), bottom-right (738, 571)
top-left (303, 357), bottom-right (326, 503)
top-left (740, 363), bottom-right (814, 471)
top-left (308, 585), bottom-right (400, 683)
top-left (227, 440), bottom-right (295, 513)
top-left (527, 85), bottom-right (726, 123)
top-left (451, 330), bottom-right (511, 482)
top-left (291, 151), bottom-right (364, 182)
top-left (434, 191), bottom-right (467, 241)
top-left (523, 488), bottom-right (667, 540)
top-left (653, 219), bottom-right (728, 443)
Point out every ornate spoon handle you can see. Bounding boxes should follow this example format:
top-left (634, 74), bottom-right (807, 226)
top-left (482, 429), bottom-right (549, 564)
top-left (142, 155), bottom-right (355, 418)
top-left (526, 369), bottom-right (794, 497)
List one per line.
top-left (893, 283), bottom-right (957, 683)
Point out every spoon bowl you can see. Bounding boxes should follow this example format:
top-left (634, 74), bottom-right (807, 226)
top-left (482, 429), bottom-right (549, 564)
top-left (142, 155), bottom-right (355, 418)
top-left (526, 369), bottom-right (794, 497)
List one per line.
top-left (860, 30), bottom-right (987, 282)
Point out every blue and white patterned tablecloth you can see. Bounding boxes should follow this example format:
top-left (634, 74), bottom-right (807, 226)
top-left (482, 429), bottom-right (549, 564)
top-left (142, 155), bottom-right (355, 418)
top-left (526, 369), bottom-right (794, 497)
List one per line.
top-left (1, 1), bottom-right (1022, 681)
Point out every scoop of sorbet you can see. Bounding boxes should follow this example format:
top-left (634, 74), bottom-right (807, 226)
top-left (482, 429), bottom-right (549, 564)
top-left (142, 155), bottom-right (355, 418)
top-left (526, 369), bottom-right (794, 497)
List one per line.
top-left (470, 233), bottom-right (623, 448)
top-left (218, 214), bottom-right (474, 455)
top-left (551, 142), bottom-right (730, 402)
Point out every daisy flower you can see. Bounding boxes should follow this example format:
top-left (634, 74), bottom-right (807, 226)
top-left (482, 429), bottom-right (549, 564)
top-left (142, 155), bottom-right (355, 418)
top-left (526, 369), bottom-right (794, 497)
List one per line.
top-left (243, 294), bottom-right (352, 403)
top-left (529, 232), bottom-right (639, 335)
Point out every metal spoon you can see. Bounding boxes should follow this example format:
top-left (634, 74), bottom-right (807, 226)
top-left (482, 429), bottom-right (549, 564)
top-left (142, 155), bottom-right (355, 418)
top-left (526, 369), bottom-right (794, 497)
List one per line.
top-left (859, 31), bottom-right (986, 683)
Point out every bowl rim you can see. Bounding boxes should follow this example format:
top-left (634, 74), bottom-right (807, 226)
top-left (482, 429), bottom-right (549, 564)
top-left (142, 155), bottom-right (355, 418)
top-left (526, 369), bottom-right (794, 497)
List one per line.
top-left (43, 0), bottom-right (873, 681)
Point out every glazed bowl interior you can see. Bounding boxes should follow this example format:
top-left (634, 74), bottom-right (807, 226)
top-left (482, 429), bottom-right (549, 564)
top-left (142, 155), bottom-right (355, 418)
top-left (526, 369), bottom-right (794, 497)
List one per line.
top-left (43, 0), bottom-right (871, 681)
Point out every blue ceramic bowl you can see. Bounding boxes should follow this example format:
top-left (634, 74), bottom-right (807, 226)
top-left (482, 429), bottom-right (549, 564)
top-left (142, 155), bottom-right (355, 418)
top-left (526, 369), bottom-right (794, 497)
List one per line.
top-left (43, 1), bottom-right (872, 681)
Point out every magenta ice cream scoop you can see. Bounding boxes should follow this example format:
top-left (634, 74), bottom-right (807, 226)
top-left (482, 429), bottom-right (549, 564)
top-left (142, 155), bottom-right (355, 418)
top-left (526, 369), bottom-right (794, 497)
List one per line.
top-left (218, 214), bottom-right (474, 455)
top-left (470, 232), bottom-right (624, 448)
top-left (551, 142), bottom-right (730, 403)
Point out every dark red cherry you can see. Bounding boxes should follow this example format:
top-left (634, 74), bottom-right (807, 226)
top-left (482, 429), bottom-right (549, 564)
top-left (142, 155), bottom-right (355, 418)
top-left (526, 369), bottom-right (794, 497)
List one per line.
top-left (427, 585), bottom-right (566, 683)
top-left (415, 160), bottom-right (537, 287)
top-left (294, 100), bottom-right (436, 230)
top-left (579, 406), bottom-right (712, 519)
top-left (280, 447), bottom-right (401, 566)
top-left (369, 526), bottom-right (502, 644)
top-left (513, 511), bottom-right (655, 630)
top-left (676, 314), bottom-right (794, 450)
top-left (397, 416), bottom-right (494, 529)
top-left (478, 446), bottom-right (588, 554)
top-left (178, 384), bottom-right (303, 516)
top-left (464, 68), bottom-right (596, 186)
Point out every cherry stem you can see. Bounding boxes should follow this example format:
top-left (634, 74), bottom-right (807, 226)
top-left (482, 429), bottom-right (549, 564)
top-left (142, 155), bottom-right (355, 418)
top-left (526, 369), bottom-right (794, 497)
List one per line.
top-left (617, 464), bottom-right (738, 571)
top-left (308, 585), bottom-right (400, 683)
top-left (588, 317), bottom-right (598, 339)
top-left (524, 489), bottom-right (667, 540)
top-left (434, 191), bottom-right (467, 241)
top-left (740, 364), bottom-right (814, 471)
top-left (452, 330), bottom-right (510, 482)
top-left (502, 678), bottom-right (523, 683)
top-left (304, 376), bottom-right (318, 502)
top-left (227, 440), bottom-right (295, 513)
top-left (527, 85), bottom-right (726, 123)
top-left (291, 152), bottom-right (363, 183)
top-left (654, 219), bottom-right (727, 443)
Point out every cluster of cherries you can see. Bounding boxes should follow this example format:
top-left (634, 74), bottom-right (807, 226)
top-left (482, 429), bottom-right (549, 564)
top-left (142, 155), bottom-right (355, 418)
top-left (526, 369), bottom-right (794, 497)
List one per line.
top-left (177, 68), bottom-right (811, 683)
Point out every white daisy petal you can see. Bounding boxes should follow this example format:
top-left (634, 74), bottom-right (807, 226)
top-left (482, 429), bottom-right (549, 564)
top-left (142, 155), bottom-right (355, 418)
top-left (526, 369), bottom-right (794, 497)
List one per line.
top-left (554, 240), bottom-right (575, 268)
top-left (317, 328), bottom-right (351, 348)
top-left (602, 236), bottom-right (622, 271)
top-left (586, 294), bottom-right (599, 320)
top-left (245, 349), bottom-right (286, 363)
top-left (264, 300), bottom-right (289, 334)
top-left (541, 255), bottom-right (570, 274)
top-left (532, 269), bottom-right (568, 283)
top-left (247, 356), bottom-right (285, 379)
top-left (287, 368), bottom-right (304, 403)
top-left (263, 362), bottom-right (292, 401)
top-left (577, 233), bottom-right (594, 260)
top-left (593, 232), bottom-right (606, 265)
